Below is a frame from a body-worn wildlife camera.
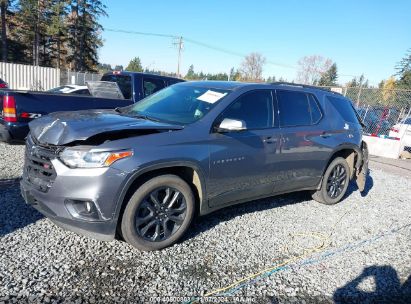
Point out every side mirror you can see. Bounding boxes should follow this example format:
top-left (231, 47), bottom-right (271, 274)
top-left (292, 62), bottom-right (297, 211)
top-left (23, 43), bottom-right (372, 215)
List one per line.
top-left (216, 118), bottom-right (246, 132)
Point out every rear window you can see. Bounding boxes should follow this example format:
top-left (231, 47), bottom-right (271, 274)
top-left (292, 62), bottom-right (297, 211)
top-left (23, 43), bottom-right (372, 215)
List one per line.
top-left (101, 74), bottom-right (132, 99)
top-left (327, 96), bottom-right (359, 124)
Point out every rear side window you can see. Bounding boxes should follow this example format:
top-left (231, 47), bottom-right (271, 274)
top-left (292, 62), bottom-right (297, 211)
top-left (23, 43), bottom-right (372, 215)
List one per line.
top-left (277, 90), bottom-right (322, 127)
top-left (100, 74), bottom-right (132, 99)
top-left (308, 94), bottom-right (322, 123)
top-left (327, 96), bottom-right (359, 124)
top-left (143, 77), bottom-right (166, 97)
top-left (220, 90), bottom-right (273, 129)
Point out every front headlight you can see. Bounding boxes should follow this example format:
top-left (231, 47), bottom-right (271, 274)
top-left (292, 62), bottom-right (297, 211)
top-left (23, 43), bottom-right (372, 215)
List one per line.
top-left (60, 147), bottom-right (133, 168)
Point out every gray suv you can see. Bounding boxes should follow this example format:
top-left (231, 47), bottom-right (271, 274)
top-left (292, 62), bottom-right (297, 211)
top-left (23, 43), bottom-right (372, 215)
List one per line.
top-left (20, 81), bottom-right (369, 251)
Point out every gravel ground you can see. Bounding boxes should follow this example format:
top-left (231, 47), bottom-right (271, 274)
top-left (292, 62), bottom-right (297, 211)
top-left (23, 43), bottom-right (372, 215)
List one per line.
top-left (0, 143), bottom-right (25, 180)
top-left (0, 143), bottom-right (410, 303)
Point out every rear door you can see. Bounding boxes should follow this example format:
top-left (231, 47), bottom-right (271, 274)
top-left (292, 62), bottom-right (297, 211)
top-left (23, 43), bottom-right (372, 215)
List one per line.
top-left (208, 90), bottom-right (282, 207)
top-left (274, 89), bottom-right (331, 192)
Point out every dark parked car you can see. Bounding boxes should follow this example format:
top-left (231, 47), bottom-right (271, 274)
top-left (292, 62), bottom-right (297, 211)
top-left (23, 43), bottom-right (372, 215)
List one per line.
top-left (0, 71), bottom-right (184, 143)
top-left (20, 81), bottom-right (369, 251)
top-left (356, 107), bottom-right (401, 136)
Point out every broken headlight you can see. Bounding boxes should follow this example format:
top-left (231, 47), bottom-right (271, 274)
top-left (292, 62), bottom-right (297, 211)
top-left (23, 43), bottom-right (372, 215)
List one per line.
top-left (60, 147), bottom-right (133, 168)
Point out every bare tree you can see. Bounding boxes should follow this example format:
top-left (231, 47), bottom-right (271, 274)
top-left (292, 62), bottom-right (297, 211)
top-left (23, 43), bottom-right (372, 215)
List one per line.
top-left (296, 55), bottom-right (333, 85)
top-left (239, 52), bottom-right (266, 81)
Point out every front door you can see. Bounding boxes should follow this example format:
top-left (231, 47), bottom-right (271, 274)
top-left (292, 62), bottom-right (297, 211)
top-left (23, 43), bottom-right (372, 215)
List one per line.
top-left (208, 90), bottom-right (281, 207)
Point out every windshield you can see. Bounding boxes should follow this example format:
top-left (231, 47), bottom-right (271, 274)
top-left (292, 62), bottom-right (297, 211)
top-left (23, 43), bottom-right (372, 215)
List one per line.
top-left (123, 84), bottom-right (230, 124)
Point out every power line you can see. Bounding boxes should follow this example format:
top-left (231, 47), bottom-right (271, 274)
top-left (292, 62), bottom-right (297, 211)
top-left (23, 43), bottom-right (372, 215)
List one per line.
top-left (105, 28), bottom-right (296, 70)
top-left (105, 28), bottom-right (177, 39)
top-left (104, 27), bottom-right (357, 78)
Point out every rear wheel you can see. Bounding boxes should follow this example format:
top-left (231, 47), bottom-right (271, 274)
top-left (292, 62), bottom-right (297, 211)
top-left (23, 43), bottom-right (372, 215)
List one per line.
top-left (312, 157), bottom-right (350, 205)
top-left (121, 175), bottom-right (195, 251)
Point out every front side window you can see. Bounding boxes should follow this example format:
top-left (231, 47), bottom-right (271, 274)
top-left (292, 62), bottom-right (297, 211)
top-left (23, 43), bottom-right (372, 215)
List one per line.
top-left (123, 84), bottom-right (230, 124)
top-left (143, 77), bottom-right (166, 97)
top-left (219, 90), bottom-right (273, 129)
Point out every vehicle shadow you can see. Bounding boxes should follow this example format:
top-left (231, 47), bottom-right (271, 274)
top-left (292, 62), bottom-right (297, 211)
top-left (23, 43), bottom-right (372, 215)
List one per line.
top-left (183, 190), bottom-right (313, 242)
top-left (333, 265), bottom-right (411, 303)
top-left (0, 180), bottom-right (43, 237)
top-left (184, 173), bottom-right (374, 243)
top-left (344, 171), bottom-right (374, 199)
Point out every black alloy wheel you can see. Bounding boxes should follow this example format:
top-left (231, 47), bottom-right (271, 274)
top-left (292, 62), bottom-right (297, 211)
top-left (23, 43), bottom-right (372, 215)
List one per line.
top-left (326, 164), bottom-right (347, 199)
top-left (121, 174), bottom-right (195, 251)
top-left (135, 187), bottom-right (187, 242)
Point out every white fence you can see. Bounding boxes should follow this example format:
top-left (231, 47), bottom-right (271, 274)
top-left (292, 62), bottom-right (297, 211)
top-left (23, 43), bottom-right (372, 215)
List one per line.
top-left (0, 62), bottom-right (60, 91)
top-left (60, 70), bottom-right (102, 86)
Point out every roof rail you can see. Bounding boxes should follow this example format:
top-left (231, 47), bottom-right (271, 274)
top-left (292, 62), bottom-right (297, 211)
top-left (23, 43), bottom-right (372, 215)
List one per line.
top-left (270, 82), bottom-right (343, 96)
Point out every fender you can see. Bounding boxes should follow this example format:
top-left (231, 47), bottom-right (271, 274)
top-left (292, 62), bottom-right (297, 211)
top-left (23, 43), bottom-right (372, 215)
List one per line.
top-left (318, 141), bottom-right (368, 190)
top-left (112, 160), bottom-right (208, 222)
top-left (325, 142), bottom-right (363, 171)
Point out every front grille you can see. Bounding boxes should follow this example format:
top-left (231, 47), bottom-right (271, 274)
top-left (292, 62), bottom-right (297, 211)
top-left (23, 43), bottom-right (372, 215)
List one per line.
top-left (24, 136), bottom-right (58, 192)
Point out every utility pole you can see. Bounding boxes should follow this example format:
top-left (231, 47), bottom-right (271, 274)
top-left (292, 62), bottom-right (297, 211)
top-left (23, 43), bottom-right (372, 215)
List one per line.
top-left (173, 36), bottom-right (183, 77)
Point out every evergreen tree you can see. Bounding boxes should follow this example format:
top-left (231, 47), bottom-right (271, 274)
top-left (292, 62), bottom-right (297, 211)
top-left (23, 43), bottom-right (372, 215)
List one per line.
top-left (229, 67), bottom-right (241, 81)
top-left (185, 64), bottom-right (195, 79)
top-left (0, 0), bottom-right (10, 61)
top-left (13, 0), bottom-right (47, 65)
top-left (125, 57), bottom-right (143, 72)
top-left (346, 74), bottom-right (369, 88)
top-left (395, 49), bottom-right (411, 89)
top-left (67, 0), bottom-right (106, 71)
top-left (318, 63), bottom-right (338, 86)
top-left (46, 0), bottom-right (69, 69)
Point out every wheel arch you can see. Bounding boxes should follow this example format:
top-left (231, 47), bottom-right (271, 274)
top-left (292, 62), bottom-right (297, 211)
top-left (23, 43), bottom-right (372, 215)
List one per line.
top-left (320, 143), bottom-right (363, 184)
top-left (114, 161), bottom-right (207, 236)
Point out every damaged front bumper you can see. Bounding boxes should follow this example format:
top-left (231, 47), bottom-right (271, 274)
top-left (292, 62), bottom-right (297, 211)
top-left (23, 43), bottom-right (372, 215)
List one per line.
top-left (20, 154), bottom-right (129, 241)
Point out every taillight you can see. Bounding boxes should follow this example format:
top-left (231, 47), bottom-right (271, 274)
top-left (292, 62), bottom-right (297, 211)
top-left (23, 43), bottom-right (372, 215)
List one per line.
top-left (390, 127), bottom-right (399, 133)
top-left (3, 95), bottom-right (17, 122)
top-left (0, 83), bottom-right (7, 88)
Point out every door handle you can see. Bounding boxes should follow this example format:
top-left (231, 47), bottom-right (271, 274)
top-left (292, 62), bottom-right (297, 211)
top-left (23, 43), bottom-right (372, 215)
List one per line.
top-left (320, 132), bottom-right (332, 138)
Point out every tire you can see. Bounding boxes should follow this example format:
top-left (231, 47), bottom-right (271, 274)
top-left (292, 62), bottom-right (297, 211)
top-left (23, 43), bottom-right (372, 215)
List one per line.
top-left (121, 174), bottom-right (195, 251)
top-left (312, 157), bottom-right (350, 205)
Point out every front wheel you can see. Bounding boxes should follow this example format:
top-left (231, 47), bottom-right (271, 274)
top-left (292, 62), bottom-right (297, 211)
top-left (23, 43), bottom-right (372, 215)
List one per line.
top-left (312, 157), bottom-right (350, 205)
top-left (121, 175), bottom-right (195, 251)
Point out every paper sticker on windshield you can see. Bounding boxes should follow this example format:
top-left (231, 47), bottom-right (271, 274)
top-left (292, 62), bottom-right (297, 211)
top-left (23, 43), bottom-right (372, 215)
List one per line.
top-left (197, 90), bottom-right (227, 104)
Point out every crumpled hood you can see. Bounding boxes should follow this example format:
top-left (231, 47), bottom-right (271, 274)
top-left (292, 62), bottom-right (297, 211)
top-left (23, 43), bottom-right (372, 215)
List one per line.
top-left (29, 109), bottom-right (183, 145)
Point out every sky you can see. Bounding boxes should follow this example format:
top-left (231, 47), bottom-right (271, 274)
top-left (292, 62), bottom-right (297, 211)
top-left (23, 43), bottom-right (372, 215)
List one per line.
top-left (99, 0), bottom-right (411, 86)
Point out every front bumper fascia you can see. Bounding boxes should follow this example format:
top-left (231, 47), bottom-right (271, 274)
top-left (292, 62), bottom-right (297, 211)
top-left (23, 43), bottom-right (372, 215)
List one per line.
top-left (20, 158), bottom-right (129, 241)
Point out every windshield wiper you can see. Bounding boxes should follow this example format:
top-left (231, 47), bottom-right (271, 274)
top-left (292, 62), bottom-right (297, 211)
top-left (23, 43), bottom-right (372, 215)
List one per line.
top-left (133, 113), bottom-right (161, 122)
top-left (114, 107), bottom-right (123, 113)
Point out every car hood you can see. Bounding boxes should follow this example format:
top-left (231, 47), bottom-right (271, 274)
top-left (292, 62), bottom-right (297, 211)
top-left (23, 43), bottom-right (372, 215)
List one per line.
top-left (29, 109), bottom-right (184, 146)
